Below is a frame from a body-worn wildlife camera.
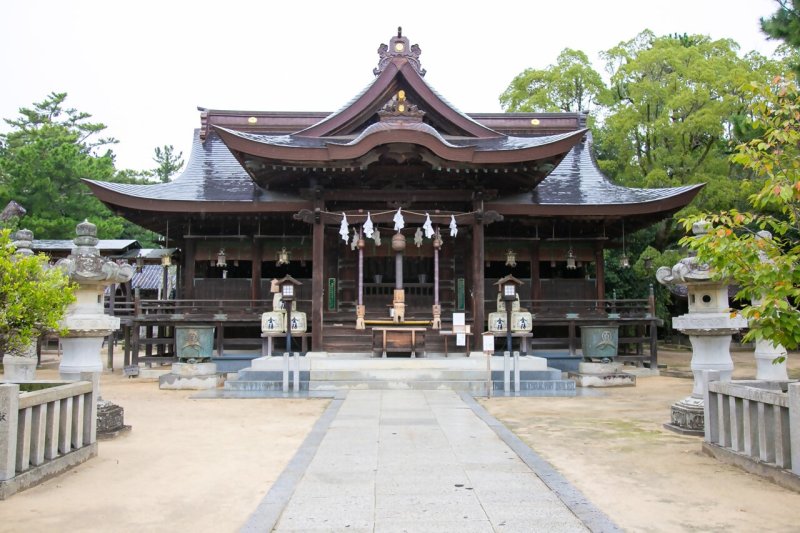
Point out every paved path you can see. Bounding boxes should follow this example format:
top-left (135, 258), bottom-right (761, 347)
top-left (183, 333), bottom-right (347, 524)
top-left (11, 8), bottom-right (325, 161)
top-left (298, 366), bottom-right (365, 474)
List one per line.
top-left (243, 390), bottom-right (618, 532)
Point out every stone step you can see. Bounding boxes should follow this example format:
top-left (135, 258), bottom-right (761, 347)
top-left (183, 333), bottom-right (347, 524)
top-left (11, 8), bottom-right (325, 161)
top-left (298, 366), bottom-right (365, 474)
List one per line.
top-left (224, 376), bottom-right (574, 395)
top-left (309, 369), bottom-right (489, 381)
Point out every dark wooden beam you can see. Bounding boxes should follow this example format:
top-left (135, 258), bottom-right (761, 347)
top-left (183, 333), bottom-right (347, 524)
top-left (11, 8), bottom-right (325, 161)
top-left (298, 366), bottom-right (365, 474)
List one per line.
top-left (472, 201), bottom-right (485, 348)
top-left (531, 242), bottom-right (541, 301)
top-left (595, 243), bottom-right (605, 301)
top-left (293, 208), bottom-right (504, 227)
top-left (312, 204), bottom-right (324, 350)
top-left (183, 239), bottom-right (196, 299)
top-left (251, 238), bottom-right (263, 301)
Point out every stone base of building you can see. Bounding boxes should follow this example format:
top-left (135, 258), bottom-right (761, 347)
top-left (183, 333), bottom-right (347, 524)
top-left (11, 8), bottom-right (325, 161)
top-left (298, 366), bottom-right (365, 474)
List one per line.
top-left (568, 362), bottom-right (636, 388)
top-left (663, 397), bottom-right (704, 436)
top-left (159, 362), bottom-right (221, 390)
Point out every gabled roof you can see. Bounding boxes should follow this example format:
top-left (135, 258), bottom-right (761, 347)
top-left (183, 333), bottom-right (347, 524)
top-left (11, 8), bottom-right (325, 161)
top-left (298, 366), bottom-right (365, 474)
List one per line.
top-left (297, 30), bottom-right (501, 139)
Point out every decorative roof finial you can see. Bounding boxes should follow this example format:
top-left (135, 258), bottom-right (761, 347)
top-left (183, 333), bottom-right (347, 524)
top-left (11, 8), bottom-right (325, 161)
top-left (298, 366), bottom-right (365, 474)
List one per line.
top-left (374, 29), bottom-right (426, 77)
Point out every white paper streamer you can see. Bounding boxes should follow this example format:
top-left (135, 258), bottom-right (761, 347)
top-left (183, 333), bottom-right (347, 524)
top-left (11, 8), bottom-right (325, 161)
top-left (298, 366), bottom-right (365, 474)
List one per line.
top-left (449, 215), bottom-right (458, 237)
top-left (373, 229), bottom-right (382, 246)
top-left (350, 227), bottom-right (359, 250)
top-left (393, 208), bottom-right (405, 231)
top-left (423, 213), bottom-right (434, 239)
top-left (339, 213), bottom-right (349, 243)
top-left (414, 227), bottom-right (423, 247)
top-left (363, 212), bottom-right (374, 238)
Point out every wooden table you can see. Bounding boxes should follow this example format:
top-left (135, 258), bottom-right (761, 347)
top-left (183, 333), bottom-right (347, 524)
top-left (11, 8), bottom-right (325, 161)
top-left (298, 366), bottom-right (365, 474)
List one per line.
top-left (438, 330), bottom-right (471, 357)
top-left (372, 327), bottom-right (426, 358)
top-left (261, 331), bottom-right (311, 356)
top-left (490, 331), bottom-right (533, 355)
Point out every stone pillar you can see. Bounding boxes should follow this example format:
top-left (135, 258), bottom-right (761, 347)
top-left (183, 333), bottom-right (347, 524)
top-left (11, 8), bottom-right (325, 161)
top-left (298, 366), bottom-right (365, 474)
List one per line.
top-left (790, 383), bottom-right (800, 476)
top-left (753, 231), bottom-right (788, 380)
top-left (656, 223), bottom-right (746, 435)
top-left (0, 383), bottom-right (20, 481)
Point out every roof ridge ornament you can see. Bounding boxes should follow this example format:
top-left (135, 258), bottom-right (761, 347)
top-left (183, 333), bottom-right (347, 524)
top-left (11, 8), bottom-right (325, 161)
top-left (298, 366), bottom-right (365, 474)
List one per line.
top-left (374, 27), bottom-right (426, 77)
top-left (378, 90), bottom-right (425, 123)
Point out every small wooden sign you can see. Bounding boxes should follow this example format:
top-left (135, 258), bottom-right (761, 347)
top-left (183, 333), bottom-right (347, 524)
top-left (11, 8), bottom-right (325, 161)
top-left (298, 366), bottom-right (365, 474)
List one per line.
top-left (123, 365), bottom-right (140, 378)
top-left (327, 278), bottom-right (337, 310)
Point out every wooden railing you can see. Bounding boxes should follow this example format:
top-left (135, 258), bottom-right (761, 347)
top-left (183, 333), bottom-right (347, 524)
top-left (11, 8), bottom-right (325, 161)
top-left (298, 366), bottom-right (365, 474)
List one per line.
top-left (521, 298), bottom-right (654, 318)
top-left (111, 298), bottom-right (312, 318)
top-left (0, 374), bottom-right (98, 499)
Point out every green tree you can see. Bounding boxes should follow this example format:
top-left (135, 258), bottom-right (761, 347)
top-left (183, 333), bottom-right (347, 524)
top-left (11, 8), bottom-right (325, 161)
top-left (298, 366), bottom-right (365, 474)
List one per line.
top-left (681, 78), bottom-right (800, 351)
top-left (0, 229), bottom-right (75, 355)
top-left (597, 31), bottom-right (777, 217)
top-left (762, 0), bottom-right (800, 74)
top-left (152, 144), bottom-right (184, 183)
top-left (500, 48), bottom-right (606, 113)
top-left (0, 92), bottom-right (151, 240)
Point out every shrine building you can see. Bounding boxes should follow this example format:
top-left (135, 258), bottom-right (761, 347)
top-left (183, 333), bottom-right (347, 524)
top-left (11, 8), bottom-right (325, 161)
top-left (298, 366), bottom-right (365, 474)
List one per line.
top-left (85, 30), bottom-right (701, 366)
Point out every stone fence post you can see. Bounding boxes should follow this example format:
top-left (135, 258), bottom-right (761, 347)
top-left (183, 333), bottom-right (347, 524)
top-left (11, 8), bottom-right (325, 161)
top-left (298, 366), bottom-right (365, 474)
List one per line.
top-left (790, 382), bottom-right (800, 476)
top-left (0, 384), bottom-right (20, 481)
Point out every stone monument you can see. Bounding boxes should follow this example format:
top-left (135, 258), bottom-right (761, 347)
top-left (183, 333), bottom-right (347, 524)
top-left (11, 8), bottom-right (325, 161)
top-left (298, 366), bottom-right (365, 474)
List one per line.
top-left (56, 220), bottom-right (134, 437)
top-left (656, 222), bottom-right (747, 434)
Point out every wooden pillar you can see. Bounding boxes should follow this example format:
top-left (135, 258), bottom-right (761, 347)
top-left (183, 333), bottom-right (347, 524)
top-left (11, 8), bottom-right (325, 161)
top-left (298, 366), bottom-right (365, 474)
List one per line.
top-left (472, 205), bottom-right (485, 347)
top-left (311, 204), bottom-right (324, 351)
top-left (251, 238), bottom-right (263, 302)
top-left (183, 239), bottom-right (196, 300)
top-left (595, 244), bottom-right (605, 301)
top-left (530, 242), bottom-right (541, 304)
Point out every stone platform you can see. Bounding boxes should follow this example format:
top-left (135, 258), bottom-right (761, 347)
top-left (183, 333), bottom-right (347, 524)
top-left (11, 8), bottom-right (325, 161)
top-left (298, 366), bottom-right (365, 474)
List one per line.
top-left (569, 361), bottom-right (637, 388)
top-left (222, 353), bottom-right (576, 397)
top-left (159, 362), bottom-right (223, 390)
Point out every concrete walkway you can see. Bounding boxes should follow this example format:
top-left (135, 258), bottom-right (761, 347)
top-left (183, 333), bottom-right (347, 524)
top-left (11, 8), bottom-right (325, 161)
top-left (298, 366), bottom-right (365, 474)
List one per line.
top-left (243, 390), bottom-right (619, 532)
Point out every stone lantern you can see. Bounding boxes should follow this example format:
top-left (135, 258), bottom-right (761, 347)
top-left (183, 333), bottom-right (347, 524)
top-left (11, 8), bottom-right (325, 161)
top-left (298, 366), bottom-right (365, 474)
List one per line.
top-left (56, 220), bottom-right (133, 380)
top-left (56, 220), bottom-right (134, 437)
top-left (656, 222), bottom-right (747, 434)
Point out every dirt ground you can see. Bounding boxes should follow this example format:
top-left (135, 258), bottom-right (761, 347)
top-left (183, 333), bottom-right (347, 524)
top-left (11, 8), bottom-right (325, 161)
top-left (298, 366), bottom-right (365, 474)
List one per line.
top-left (0, 356), bottom-right (329, 533)
top-left (3, 348), bottom-right (800, 532)
top-left (482, 349), bottom-right (800, 532)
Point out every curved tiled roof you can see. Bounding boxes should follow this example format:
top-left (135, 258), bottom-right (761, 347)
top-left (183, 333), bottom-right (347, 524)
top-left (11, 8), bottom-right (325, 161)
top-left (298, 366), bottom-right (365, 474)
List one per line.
top-left (492, 134), bottom-right (703, 208)
top-left (85, 130), bottom-right (303, 204)
top-left (218, 125), bottom-right (584, 153)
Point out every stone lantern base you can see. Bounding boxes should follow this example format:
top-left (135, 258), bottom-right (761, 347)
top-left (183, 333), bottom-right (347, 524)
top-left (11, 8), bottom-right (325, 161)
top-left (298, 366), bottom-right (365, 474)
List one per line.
top-left (97, 400), bottom-right (132, 439)
top-left (664, 396), bottom-right (705, 436)
top-left (159, 362), bottom-right (221, 390)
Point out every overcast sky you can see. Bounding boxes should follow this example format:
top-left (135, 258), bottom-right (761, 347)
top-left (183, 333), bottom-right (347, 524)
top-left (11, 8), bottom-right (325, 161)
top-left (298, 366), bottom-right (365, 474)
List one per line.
top-left (0, 0), bottom-right (784, 172)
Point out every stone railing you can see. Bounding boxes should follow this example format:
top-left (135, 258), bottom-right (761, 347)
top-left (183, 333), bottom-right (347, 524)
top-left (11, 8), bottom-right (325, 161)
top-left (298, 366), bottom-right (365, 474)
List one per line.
top-left (0, 374), bottom-right (98, 499)
top-left (702, 370), bottom-right (800, 490)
